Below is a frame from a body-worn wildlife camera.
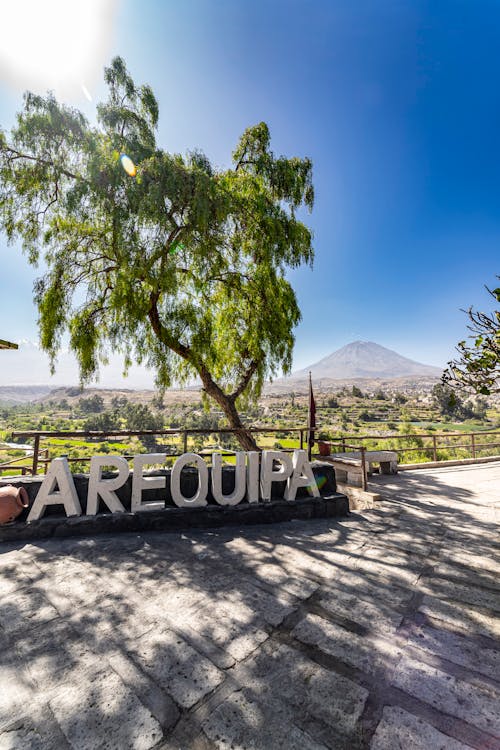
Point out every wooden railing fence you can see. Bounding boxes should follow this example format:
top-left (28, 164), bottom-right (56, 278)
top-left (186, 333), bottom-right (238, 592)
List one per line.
top-left (1, 428), bottom-right (499, 480)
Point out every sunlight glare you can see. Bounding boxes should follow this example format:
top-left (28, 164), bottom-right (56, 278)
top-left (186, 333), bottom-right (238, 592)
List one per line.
top-left (0, 0), bottom-right (117, 100)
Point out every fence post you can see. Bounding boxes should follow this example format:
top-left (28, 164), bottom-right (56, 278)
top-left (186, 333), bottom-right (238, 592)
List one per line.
top-left (299, 429), bottom-right (304, 450)
top-left (360, 446), bottom-right (367, 491)
top-left (471, 433), bottom-right (476, 459)
top-left (32, 435), bottom-right (40, 475)
top-left (341, 436), bottom-right (346, 452)
top-left (44, 448), bottom-right (49, 474)
top-left (183, 431), bottom-right (188, 454)
top-left (432, 434), bottom-right (437, 462)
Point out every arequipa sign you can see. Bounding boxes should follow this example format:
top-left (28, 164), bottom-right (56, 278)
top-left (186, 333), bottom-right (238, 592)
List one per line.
top-left (26, 449), bottom-right (320, 523)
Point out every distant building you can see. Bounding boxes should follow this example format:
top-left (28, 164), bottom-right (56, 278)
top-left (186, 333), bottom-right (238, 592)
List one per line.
top-left (0, 339), bottom-right (18, 350)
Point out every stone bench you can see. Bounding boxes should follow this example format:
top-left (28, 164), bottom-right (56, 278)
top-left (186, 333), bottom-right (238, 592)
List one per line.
top-left (323, 450), bottom-right (398, 487)
top-left (362, 450), bottom-right (398, 476)
top-left (327, 457), bottom-right (366, 487)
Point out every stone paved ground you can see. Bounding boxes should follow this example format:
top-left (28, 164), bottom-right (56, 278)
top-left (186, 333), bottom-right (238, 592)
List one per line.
top-left (0, 462), bottom-right (498, 750)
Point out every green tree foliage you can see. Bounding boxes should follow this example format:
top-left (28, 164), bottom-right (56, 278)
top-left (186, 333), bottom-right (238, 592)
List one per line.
top-left (151, 393), bottom-right (165, 410)
top-left (443, 281), bottom-right (500, 395)
top-left (83, 400), bottom-right (161, 432)
top-left (122, 402), bottom-right (162, 432)
top-left (358, 409), bottom-right (378, 422)
top-left (83, 400), bottom-right (162, 450)
top-left (78, 394), bottom-right (105, 414)
top-left (432, 383), bottom-right (462, 417)
top-left (83, 411), bottom-right (116, 432)
top-left (0, 58), bottom-right (314, 450)
top-left (397, 417), bottom-right (424, 462)
top-left (470, 396), bottom-right (488, 420)
top-left (431, 382), bottom-right (483, 420)
top-left (110, 395), bottom-right (129, 410)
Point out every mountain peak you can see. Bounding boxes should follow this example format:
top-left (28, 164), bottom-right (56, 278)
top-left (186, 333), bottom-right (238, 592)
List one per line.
top-left (293, 341), bottom-right (442, 380)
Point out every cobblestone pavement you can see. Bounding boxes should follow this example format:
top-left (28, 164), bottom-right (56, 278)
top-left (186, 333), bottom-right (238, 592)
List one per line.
top-left (0, 463), bottom-right (498, 750)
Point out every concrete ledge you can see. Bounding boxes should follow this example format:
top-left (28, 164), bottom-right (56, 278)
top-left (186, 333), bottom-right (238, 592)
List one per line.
top-left (399, 455), bottom-right (500, 471)
top-left (0, 494), bottom-right (350, 543)
top-left (336, 482), bottom-right (381, 510)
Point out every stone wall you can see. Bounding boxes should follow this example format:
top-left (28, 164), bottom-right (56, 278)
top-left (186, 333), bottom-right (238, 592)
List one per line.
top-left (0, 462), bottom-right (349, 542)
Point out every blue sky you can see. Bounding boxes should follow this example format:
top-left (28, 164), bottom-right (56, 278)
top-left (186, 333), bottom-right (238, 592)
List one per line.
top-left (0, 0), bottom-right (499, 386)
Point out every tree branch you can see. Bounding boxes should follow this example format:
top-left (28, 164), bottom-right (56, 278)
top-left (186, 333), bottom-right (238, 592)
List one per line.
top-left (2, 145), bottom-right (87, 183)
top-left (230, 359), bottom-right (259, 401)
top-left (147, 292), bottom-right (191, 360)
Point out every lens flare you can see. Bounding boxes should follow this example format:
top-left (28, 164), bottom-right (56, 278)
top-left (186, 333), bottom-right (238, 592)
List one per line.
top-left (120, 154), bottom-right (137, 177)
top-left (81, 83), bottom-right (92, 102)
top-left (315, 474), bottom-right (328, 491)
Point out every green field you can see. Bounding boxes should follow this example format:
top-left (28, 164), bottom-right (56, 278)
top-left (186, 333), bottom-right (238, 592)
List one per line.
top-left (1, 387), bottom-right (498, 476)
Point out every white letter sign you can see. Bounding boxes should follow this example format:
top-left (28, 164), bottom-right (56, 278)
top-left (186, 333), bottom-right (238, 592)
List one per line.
top-left (246, 452), bottom-right (260, 503)
top-left (260, 450), bottom-right (294, 501)
top-left (27, 457), bottom-right (82, 522)
top-left (131, 454), bottom-right (167, 512)
top-left (171, 453), bottom-right (208, 508)
top-left (212, 452), bottom-right (247, 506)
top-left (285, 450), bottom-right (320, 501)
top-left (23, 448), bottom-right (323, 524)
top-left (87, 456), bottom-right (129, 515)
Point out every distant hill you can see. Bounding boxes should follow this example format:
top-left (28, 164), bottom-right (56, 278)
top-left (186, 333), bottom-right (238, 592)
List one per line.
top-left (0, 342), bottom-right (442, 403)
top-left (0, 385), bottom-right (52, 405)
top-left (290, 341), bottom-right (442, 381)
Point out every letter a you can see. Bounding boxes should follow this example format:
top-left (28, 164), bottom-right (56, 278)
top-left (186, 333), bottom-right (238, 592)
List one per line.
top-left (27, 457), bottom-right (82, 522)
top-left (285, 450), bottom-right (320, 501)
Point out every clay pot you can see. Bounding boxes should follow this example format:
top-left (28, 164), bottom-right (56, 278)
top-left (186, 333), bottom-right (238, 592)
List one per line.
top-left (318, 441), bottom-right (331, 457)
top-left (0, 485), bottom-right (29, 525)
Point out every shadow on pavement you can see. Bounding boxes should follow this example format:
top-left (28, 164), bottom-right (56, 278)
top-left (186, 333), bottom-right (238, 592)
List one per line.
top-left (0, 464), bottom-right (499, 749)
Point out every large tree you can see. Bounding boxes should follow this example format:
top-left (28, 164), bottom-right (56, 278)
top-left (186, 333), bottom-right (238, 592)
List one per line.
top-left (443, 280), bottom-right (500, 396)
top-left (0, 58), bottom-right (314, 450)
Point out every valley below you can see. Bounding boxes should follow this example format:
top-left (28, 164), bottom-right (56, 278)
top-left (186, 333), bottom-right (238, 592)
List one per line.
top-left (1, 341), bottom-right (498, 476)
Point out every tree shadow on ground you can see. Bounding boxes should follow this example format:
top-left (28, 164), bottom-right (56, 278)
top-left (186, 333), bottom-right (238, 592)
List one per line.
top-left (0, 466), bottom-right (499, 749)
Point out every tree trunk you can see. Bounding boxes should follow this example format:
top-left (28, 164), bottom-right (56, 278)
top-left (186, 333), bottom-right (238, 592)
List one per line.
top-left (199, 371), bottom-right (260, 452)
top-left (148, 299), bottom-right (260, 451)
